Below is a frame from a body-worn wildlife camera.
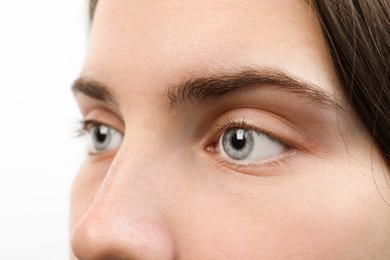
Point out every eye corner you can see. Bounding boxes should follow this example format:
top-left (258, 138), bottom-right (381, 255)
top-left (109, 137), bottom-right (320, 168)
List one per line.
top-left (205, 141), bottom-right (219, 154)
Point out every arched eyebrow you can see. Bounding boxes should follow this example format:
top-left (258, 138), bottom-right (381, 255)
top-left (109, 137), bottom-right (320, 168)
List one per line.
top-left (71, 68), bottom-right (342, 111)
top-left (165, 68), bottom-right (343, 110)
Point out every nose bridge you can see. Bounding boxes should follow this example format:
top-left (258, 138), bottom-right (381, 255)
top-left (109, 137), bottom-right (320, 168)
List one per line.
top-left (71, 136), bottom-right (176, 259)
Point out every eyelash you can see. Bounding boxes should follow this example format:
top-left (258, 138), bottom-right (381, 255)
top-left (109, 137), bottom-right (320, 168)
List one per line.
top-left (210, 118), bottom-right (288, 146)
top-left (75, 119), bottom-right (125, 156)
top-left (207, 118), bottom-right (295, 168)
top-left (75, 118), bottom-right (296, 168)
top-left (75, 119), bottom-right (99, 137)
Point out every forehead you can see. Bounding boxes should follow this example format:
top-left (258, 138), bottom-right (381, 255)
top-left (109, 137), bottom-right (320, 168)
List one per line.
top-left (84, 0), bottom-right (336, 96)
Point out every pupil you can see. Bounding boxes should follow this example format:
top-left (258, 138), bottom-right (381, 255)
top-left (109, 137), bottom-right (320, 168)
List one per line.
top-left (231, 131), bottom-right (246, 150)
top-left (95, 126), bottom-right (107, 143)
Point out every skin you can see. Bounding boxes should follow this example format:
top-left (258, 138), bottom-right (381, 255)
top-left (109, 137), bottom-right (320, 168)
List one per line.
top-left (70, 0), bottom-right (390, 259)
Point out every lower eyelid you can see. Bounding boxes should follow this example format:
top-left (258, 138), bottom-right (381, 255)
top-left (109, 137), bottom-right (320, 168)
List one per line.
top-left (87, 149), bottom-right (118, 162)
top-left (211, 148), bottom-right (298, 175)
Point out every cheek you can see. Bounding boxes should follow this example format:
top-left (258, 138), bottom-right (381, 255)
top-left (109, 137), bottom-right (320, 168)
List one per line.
top-left (173, 161), bottom-right (390, 259)
top-left (271, 191), bottom-right (370, 258)
top-left (272, 178), bottom-right (389, 258)
top-left (69, 159), bottom-right (110, 230)
top-left (264, 164), bottom-right (390, 258)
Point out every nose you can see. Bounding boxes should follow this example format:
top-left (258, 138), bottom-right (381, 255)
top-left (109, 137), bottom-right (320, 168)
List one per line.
top-left (70, 148), bottom-right (176, 260)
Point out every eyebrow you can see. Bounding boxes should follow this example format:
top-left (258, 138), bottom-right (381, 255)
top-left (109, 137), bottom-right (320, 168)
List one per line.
top-left (166, 68), bottom-right (342, 110)
top-left (72, 78), bottom-right (119, 105)
top-left (72, 68), bottom-right (342, 110)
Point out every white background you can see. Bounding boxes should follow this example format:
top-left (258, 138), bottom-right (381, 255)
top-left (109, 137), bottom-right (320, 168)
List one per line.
top-left (0, 1), bottom-right (87, 259)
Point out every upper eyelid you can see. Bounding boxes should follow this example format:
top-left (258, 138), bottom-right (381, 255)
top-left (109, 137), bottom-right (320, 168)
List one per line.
top-left (209, 118), bottom-right (297, 151)
top-left (81, 119), bottom-right (101, 132)
top-left (81, 119), bottom-right (123, 135)
top-left (74, 91), bottom-right (124, 127)
top-left (81, 106), bottom-right (125, 133)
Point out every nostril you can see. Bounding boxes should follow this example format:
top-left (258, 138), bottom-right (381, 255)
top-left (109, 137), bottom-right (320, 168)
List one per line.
top-left (70, 213), bottom-right (176, 260)
top-left (70, 218), bottom-right (96, 260)
top-left (71, 215), bottom-right (131, 259)
top-left (71, 219), bottom-right (129, 260)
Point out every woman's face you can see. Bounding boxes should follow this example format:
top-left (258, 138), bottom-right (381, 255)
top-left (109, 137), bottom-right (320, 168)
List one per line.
top-left (70, 0), bottom-right (390, 259)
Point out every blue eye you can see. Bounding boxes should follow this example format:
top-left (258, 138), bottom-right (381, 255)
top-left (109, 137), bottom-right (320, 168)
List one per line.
top-left (87, 124), bottom-right (123, 154)
top-left (218, 128), bottom-right (285, 162)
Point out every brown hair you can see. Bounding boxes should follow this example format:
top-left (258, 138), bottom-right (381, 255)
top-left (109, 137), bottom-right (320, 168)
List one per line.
top-left (89, 0), bottom-right (98, 23)
top-left (311, 1), bottom-right (390, 167)
top-left (88, 0), bottom-right (390, 166)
